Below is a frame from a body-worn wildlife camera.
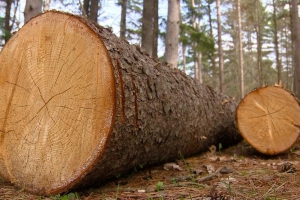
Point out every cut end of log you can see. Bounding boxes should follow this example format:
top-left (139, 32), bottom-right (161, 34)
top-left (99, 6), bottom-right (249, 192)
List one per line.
top-left (0, 11), bottom-right (115, 194)
top-left (236, 86), bottom-right (300, 155)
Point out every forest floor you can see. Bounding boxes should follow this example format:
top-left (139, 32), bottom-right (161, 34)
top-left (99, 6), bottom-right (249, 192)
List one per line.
top-left (1, 139), bottom-right (300, 200)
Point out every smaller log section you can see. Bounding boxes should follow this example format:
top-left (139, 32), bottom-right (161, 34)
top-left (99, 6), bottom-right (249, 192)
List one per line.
top-left (0, 11), bottom-right (242, 195)
top-left (236, 86), bottom-right (300, 155)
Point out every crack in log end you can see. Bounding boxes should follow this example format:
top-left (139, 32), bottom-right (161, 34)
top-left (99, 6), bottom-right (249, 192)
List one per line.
top-left (294, 124), bottom-right (300, 129)
top-left (115, 60), bottom-right (125, 123)
top-left (0, 66), bottom-right (22, 184)
top-left (129, 72), bottom-right (138, 131)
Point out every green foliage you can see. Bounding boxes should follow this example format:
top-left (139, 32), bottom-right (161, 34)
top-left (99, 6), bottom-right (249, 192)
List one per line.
top-left (218, 143), bottom-right (223, 152)
top-left (156, 181), bottom-right (164, 191)
top-left (50, 192), bottom-right (79, 200)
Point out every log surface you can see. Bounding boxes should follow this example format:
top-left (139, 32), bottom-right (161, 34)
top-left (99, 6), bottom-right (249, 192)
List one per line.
top-left (0, 11), bottom-right (241, 195)
top-left (236, 86), bottom-right (300, 155)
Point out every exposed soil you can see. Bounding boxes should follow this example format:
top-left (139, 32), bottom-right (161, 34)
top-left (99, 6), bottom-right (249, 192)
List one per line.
top-left (1, 139), bottom-right (300, 200)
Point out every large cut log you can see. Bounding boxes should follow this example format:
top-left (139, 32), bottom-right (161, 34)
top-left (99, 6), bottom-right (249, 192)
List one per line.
top-left (236, 86), bottom-right (300, 155)
top-left (0, 11), bottom-right (242, 195)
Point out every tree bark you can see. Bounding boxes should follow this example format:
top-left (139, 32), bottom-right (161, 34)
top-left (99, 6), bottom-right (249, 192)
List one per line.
top-left (254, 0), bottom-right (263, 87)
top-left (141, 0), bottom-right (154, 56)
top-left (291, 0), bottom-right (300, 97)
top-left (236, 86), bottom-right (300, 155)
top-left (152, 0), bottom-right (158, 58)
top-left (83, 0), bottom-right (90, 18)
top-left (165, 0), bottom-right (180, 68)
top-left (24, 0), bottom-right (43, 23)
top-left (272, 0), bottom-right (281, 84)
top-left (0, 11), bottom-right (242, 196)
top-left (89, 0), bottom-right (99, 23)
top-left (216, 0), bottom-right (224, 93)
top-left (237, 0), bottom-right (244, 99)
top-left (207, 0), bottom-right (217, 89)
top-left (120, 0), bottom-right (127, 40)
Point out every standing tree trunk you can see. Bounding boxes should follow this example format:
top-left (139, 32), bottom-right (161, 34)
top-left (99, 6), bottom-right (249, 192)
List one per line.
top-left (4, 0), bottom-right (12, 43)
top-left (216, 0), bottom-right (224, 93)
top-left (83, 0), bottom-right (90, 17)
top-left (165, 0), bottom-right (180, 68)
top-left (89, 0), bottom-right (99, 23)
top-left (291, 0), bottom-right (300, 97)
top-left (0, 11), bottom-right (242, 196)
top-left (152, 0), bottom-right (159, 58)
top-left (191, 0), bottom-right (200, 81)
top-left (254, 0), bottom-right (263, 87)
top-left (120, 0), bottom-right (127, 39)
top-left (24, 0), bottom-right (43, 23)
top-left (237, 0), bottom-right (244, 99)
top-left (182, 44), bottom-right (187, 73)
top-left (141, 0), bottom-right (154, 56)
top-left (272, 0), bottom-right (281, 84)
top-left (207, 0), bottom-right (217, 88)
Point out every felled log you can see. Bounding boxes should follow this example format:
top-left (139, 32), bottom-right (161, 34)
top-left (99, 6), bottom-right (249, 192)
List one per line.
top-left (236, 86), bottom-right (300, 155)
top-left (0, 11), bottom-right (242, 195)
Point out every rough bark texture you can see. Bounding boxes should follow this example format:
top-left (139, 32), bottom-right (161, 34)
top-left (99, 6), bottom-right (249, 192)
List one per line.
top-left (0, 11), bottom-right (242, 196)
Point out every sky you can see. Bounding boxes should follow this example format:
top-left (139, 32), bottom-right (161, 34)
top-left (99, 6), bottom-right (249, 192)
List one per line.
top-left (13, 0), bottom-right (168, 55)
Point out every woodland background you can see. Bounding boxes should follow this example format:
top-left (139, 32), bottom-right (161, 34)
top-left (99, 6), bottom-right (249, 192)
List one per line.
top-left (1, 0), bottom-right (300, 100)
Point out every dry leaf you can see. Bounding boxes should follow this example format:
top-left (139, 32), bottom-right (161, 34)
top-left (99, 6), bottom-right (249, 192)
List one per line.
top-left (203, 164), bottom-right (215, 174)
top-left (163, 163), bottom-right (182, 171)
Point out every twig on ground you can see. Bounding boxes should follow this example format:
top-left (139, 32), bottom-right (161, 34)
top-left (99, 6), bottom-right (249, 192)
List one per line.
top-left (196, 166), bottom-right (224, 183)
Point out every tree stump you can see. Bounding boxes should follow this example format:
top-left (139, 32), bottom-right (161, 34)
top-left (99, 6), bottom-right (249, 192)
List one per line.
top-left (236, 86), bottom-right (300, 155)
top-left (0, 11), bottom-right (242, 195)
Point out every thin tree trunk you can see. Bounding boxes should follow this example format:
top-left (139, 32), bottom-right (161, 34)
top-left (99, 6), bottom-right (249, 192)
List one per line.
top-left (207, 0), bottom-right (217, 88)
top-left (83, 0), bottom-right (90, 18)
top-left (165, 0), bottom-right (180, 68)
top-left (272, 0), bottom-right (281, 84)
top-left (152, 0), bottom-right (158, 58)
top-left (255, 0), bottom-right (263, 87)
top-left (198, 52), bottom-right (203, 83)
top-left (24, 0), bottom-right (43, 23)
top-left (4, 0), bottom-right (12, 43)
top-left (291, 0), bottom-right (300, 97)
top-left (141, 0), bottom-right (154, 56)
top-left (216, 0), bottom-right (224, 93)
top-left (284, 20), bottom-right (290, 89)
top-left (237, 0), bottom-right (244, 99)
top-left (120, 0), bottom-right (127, 39)
top-left (191, 0), bottom-right (199, 80)
top-left (182, 44), bottom-right (186, 73)
top-left (0, 11), bottom-right (242, 196)
top-left (197, 5), bottom-right (202, 83)
top-left (194, 56), bottom-right (199, 79)
top-left (89, 0), bottom-right (99, 23)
